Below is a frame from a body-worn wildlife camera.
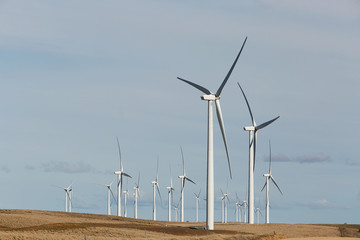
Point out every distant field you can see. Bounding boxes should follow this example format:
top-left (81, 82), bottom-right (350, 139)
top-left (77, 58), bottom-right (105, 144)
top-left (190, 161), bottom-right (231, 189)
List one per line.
top-left (0, 209), bottom-right (359, 239)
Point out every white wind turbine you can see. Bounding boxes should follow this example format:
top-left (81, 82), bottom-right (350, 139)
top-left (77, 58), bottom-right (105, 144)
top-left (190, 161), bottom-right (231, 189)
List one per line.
top-left (255, 207), bottom-right (262, 224)
top-left (194, 189), bottom-right (201, 223)
top-left (178, 147), bottom-right (195, 222)
top-left (237, 82), bottom-right (279, 224)
top-left (166, 167), bottom-right (174, 222)
top-left (262, 141), bottom-right (283, 224)
top-left (123, 178), bottom-right (129, 217)
top-left (114, 137), bottom-right (132, 217)
top-left (177, 37), bottom-right (247, 229)
top-left (221, 195), bottom-right (224, 223)
top-left (221, 189), bottom-right (230, 223)
top-left (55, 183), bottom-right (73, 212)
top-left (104, 179), bottom-right (116, 215)
top-left (242, 200), bottom-right (248, 223)
top-left (235, 193), bottom-right (242, 223)
top-left (133, 172), bottom-right (140, 219)
top-left (151, 158), bottom-right (162, 221)
top-left (174, 202), bottom-right (179, 222)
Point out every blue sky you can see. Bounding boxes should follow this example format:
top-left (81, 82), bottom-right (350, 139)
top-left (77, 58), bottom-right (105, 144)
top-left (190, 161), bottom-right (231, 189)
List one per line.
top-left (0, 0), bottom-right (359, 224)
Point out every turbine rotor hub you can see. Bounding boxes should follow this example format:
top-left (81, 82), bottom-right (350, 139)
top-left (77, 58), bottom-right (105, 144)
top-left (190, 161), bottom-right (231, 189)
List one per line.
top-left (201, 94), bottom-right (219, 101)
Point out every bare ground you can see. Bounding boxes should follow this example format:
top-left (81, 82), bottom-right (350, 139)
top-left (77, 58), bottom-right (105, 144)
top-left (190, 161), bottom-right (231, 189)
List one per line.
top-left (0, 209), bottom-right (359, 240)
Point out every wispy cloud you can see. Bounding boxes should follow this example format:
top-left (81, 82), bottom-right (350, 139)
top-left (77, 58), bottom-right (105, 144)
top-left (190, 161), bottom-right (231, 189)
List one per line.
top-left (295, 154), bottom-right (331, 164)
top-left (298, 198), bottom-right (333, 209)
top-left (1, 165), bottom-right (10, 173)
top-left (264, 153), bottom-right (331, 164)
top-left (41, 161), bottom-right (93, 174)
top-left (345, 159), bottom-right (359, 166)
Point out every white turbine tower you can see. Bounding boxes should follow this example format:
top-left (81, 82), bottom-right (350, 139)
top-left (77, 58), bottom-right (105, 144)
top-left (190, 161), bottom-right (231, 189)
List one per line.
top-left (166, 168), bottom-right (174, 222)
top-left (114, 137), bottom-right (132, 217)
top-left (133, 172), bottom-right (140, 219)
top-left (104, 179), bottom-right (116, 215)
top-left (123, 178), bottom-right (129, 217)
top-left (174, 202), bottom-right (179, 222)
top-left (194, 190), bottom-right (201, 223)
top-left (221, 195), bottom-right (225, 223)
top-left (243, 200), bottom-right (248, 223)
top-left (177, 37), bottom-right (247, 230)
top-left (262, 141), bottom-right (283, 224)
top-left (255, 207), bottom-right (262, 224)
top-left (235, 193), bottom-right (242, 223)
top-left (56, 183), bottom-right (73, 212)
top-left (178, 147), bottom-right (195, 222)
top-left (237, 82), bottom-right (279, 224)
top-left (151, 158), bottom-right (162, 221)
top-left (221, 189), bottom-right (230, 224)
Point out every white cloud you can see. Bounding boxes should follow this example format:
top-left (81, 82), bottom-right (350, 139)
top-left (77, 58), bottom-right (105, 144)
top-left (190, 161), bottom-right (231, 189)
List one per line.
top-left (41, 161), bottom-right (93, 174)
top-left (1, 165), bottom-right (10, 173)
top-left (264, 153), bottom-right (331, 164)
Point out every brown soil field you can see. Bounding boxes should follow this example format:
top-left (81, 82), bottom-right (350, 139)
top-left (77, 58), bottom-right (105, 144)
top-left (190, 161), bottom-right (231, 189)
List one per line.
top-left (0, 209), bottom-right (359, 240)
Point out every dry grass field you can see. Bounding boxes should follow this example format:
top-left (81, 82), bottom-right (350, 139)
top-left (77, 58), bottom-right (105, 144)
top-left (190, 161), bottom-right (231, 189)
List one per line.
top-left (0, 209), bottom-right (359, 240)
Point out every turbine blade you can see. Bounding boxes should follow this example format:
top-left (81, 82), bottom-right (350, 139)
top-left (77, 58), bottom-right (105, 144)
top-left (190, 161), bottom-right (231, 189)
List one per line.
top-left (110, 188), bottom-right (117, 203)
top-left (122, 172), bottom-right (132, 178)
top-left (215, 99), bottom-right (232, 179)
top-left (156, 157), bottom-right (159, 181)
top-left (137, 171), bottom-right (140, 186)
top-left (253, 131), bottom-right (257, 171)
top-left (237, 82), bottom-right (255, 126)
top-left (271, 176), bottom-right (283, 195)
top-left (116, 137), bottom-right (122, 171)
top-left (185, 176), bottom-right (196, 185)
top-left (261, 181), bottom-right (267, 192)
top-left (256, 116), bottom-right (280, 130)
top-left (120, 175), bottom-right (123, 196)
top-left (216, 37), bottom-right (248, 97)
top-left (269, 140), bottom-right (272, 174)
top-left (156, 183), bottom-right (162, 202)
top-left (180, 147), bottom-right (185, 176)
top-left (177, 77), bottom-right (211, 95)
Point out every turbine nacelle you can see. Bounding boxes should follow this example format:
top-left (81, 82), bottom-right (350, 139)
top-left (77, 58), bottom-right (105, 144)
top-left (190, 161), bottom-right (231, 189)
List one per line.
top-left (201, 94), bottom-right (219, 101)
top-left (114, 171), bottom-right (122, 175)
top-left (263, 173), bottom-right (271, 177)
top-left (244, 126), bottom-right (255, 131)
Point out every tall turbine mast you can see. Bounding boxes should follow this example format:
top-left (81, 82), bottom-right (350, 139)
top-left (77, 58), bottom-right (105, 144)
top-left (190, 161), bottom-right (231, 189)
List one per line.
top-left (262, 141), bottom-right (283, 224)
top-left (177, 37), bottom-right (247, 230)
top-left (237, 82), bottom-right (279, 224)
top-left (151, 157), bottom-right (162, 220)
top-left (166, 166), bottom-right (174, 222)
top-left (178, 147), bottom-right (195, 222)
top-left (133, 172), bottom-right (140, 219)
top-left (114, 137), bottom-right (132, 217)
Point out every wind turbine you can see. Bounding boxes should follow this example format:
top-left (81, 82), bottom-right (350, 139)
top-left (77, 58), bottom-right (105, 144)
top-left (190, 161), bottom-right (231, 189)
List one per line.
top-left (114, 137), bottom-right (132, 217)
top-left (133, 172), bottom-right (140, 219)
top-left (123, 178), bottom-right (129, 217)
top-left (166, 167), bottom-right (174, 222)
top-left (255, 207), bottom-right (262, 224)
top-left (104, 179), bottom-right (116, 215)
top-left (178, 147), bottom-right (195, 222)
top-left (237, 82), bottom-right (279, 224)
top-left (262, 141), bottom-right (283, 224)
top-left (235, 193), bottom-right (242, 223)
top-left (243, 200), bottom-right (248, 223)
top-left (174, 201), bottom-right (179, 222)
top-left (55, 183), bottom-right (73, 212)
top-left (221, 189), bottom-right (230, 223)
top-left (151, 158), bottom-right (162, 221)
top-left (194, 189), bottom-right (201, 222)
top-left (177, 37), bottom-right (247, 230)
